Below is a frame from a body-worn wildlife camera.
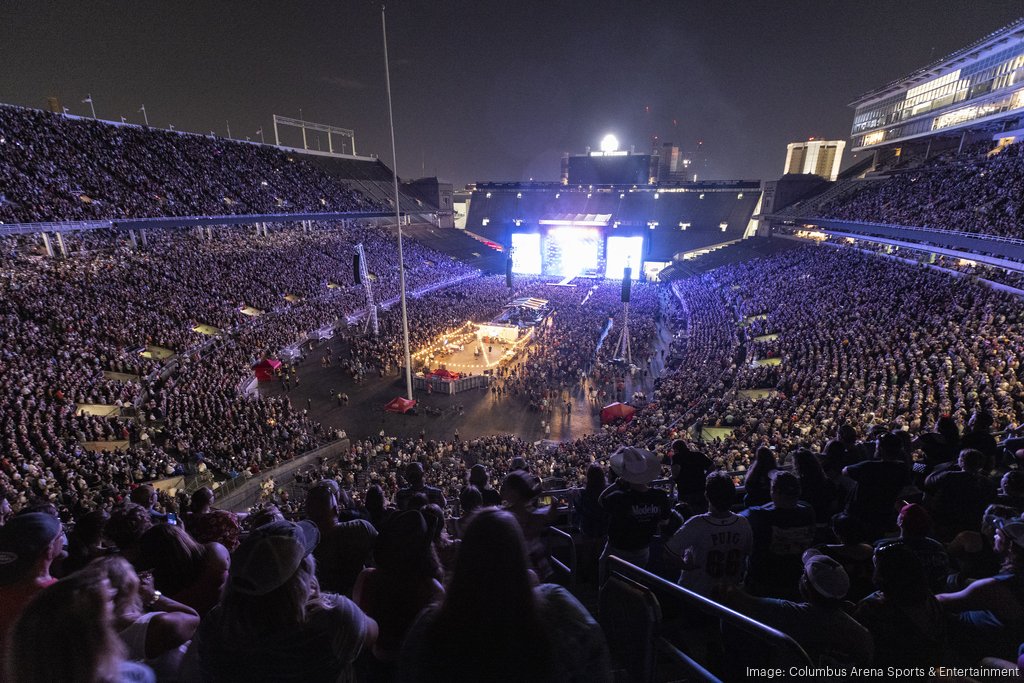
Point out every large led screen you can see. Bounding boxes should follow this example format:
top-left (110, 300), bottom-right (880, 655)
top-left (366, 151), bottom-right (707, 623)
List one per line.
top-left (605, 236), bottom-right (643, 279)
top-left (510, 233), bottom-right (542, 274)
top-left (545, 227), bottom-right (600, 277)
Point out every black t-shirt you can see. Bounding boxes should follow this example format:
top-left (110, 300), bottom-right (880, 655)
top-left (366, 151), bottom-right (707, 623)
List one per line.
top-left (479, 486), bottom-right (502, 507)
top-left (600, 485), bottom-right (670, 550)
top-left (845, 459), bottom-right (910, 531)
top-left (742, 502), bottom-right (816, 599)
top-left (925, 469), bottom-right (996, 533)
top-left (960, 430), bottom-right (998, 462)
top-left (673, 450), bottom-right (714, 495)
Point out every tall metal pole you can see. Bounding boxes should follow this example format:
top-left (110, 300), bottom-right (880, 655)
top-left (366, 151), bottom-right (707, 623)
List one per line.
top-left (139, 105), bottom-right (149, 126)
top-left (382, 3), bottom-right (413, 400)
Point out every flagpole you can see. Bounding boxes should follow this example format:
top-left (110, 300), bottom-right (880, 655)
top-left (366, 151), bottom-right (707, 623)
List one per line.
top-left (83, 95), bottom-right (96, 119)
top-left (139, 105), bottom-right (149, 126)
top-left (381, 3), bottom-right (413, 401)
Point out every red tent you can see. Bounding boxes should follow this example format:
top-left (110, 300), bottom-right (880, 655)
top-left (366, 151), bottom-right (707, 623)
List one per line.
top-left (253, 358), bottom-right (282, 382)
top-left (600, 402), bottom-right (636, 425)
top-left (431, 368), bottom-right (460, 381)
top-left (384, 396), bottom-right (417, 414)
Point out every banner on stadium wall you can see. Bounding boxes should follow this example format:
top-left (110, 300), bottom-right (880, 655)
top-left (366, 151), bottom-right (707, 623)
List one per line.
top-left (476, 324), bottom-right (519, 343)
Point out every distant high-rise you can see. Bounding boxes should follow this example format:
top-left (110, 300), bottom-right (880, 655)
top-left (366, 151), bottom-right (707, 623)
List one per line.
top-left (783, 139), bottom-right (845, 181)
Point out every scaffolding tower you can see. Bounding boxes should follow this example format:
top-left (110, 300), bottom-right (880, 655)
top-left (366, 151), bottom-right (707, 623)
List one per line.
top-left (356, 243), bottom-right (379, 336)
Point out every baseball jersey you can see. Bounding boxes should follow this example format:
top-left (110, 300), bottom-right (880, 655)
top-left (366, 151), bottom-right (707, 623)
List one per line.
top-left (665, 512), bottom-right (752, 596)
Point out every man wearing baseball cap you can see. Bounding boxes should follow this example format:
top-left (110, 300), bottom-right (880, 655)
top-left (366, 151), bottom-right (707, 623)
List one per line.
top-left (720, 549), bottom-right (873, 666)
top-left (598, 446), bottom-right (670, 585)
top-left (0, 511), bottom-right (65, 670)
top-left (195, 519), bottom-right (377, 682)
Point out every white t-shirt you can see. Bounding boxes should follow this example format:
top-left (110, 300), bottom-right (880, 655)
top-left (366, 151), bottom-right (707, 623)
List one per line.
top-left (665, 512), bottom-right (752, 597)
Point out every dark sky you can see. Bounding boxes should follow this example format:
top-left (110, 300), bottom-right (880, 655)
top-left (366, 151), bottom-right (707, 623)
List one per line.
top-left (2, 1), bottom-right (1022, 188)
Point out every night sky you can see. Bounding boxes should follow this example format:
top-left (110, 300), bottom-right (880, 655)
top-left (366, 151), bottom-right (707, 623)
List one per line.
top-left (2, 1), bottom-right (1022, 188)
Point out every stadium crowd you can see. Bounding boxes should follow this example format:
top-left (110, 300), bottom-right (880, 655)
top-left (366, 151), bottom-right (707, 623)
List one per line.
top-left (0, 221), bottom-right (476, 518)
top-left (815, 142), bottom-right (1024, 238)
top-left (0, 105), bottom-right (387, 223)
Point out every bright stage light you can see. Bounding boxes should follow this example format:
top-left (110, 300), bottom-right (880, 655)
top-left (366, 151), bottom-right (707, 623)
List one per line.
top-left (606, 236), bottom-right (643, 279)
top-left (600, 134), bottom-right (619, 152)
top-left (547, 227), bottom-right (600, 277)
top-left (511, 233), bottom-right (542, 274)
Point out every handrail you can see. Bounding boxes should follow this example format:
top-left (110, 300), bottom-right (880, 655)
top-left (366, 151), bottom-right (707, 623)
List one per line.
top-left (607, 556), bottom-right (812, 677)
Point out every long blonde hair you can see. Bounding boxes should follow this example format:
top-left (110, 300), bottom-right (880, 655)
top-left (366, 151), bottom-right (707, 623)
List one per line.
top-left (86, 556), bottom-right (145, 628)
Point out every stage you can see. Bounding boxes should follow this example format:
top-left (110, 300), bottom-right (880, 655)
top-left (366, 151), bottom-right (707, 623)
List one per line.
top-left (411, 321), bottom-right (534, 376)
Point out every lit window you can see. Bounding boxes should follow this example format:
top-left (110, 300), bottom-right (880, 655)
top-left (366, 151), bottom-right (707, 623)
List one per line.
top-left (699, 193), bottom-right (705, 199)
top-left (679, 222), bottom-right (690, 231)
top-left (486, 192), bottom-right (492, 198)
top-left (719, 222), bottom-right (727, 231)
top-left (737, 193), bottom-right (743, 199)
top-left (482, 218), bottom-right (490, 226)
top-left (654, 193), bottom-right (660, 199)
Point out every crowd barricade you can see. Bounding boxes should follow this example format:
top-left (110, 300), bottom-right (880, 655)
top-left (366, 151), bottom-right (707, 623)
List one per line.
top-left (214, 439), bottom-right (350, 512)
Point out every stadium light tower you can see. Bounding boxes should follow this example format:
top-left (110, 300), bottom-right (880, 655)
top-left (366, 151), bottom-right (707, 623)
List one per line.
top-left (381, 2), bottom-right (414, 401)
top-left (600, 134), bottom-right (619, 153)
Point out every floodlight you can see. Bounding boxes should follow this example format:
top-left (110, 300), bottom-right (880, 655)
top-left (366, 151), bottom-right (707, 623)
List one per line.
top-left (599, 134), bottom-right (619, 153)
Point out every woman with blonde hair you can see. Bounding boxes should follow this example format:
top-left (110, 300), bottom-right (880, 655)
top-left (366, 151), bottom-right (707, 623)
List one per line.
top-left (88, 556), bottom-right (199, 682)
top-left (7, 570), bottom-right (155, 683)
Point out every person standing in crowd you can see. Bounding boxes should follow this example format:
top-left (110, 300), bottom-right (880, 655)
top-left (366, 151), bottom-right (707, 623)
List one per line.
top-left (131, 485), bottom-right (168, 525)
top-left (598, 446), bottom-right (670, 585)
top-left (742, 446), bottom-right (777, 508)
top-left (742, 470), bottom-right (816, 600)
top-left (670, 439), bottom-right (714, 514)
top-left (854, 543), bottom-right (950, 672)
top-left (89, 556), bottom-right (200, 682)
top-left (353, 510), bottom-right (444, 678)
top-left (136, 523), bottom-right (229, 618)
top-left (7, 570), bottom-right (156, 683)
top-left (666, 471), bottom-right (752, 597)
top-left (195, 520), bottom-right (377, 682)
top-left (305, 482), bottom-right (377, 597)
top-left (843, 431), bottom-right (911, 539)
top-left (468, 464), bottom-right (502, 507)
top-left (0, 512), bottom-right (65, 671)
top-left (398, 508), bottom-right (609, 682)
top-left (923, 448), bottom-right (997, 539)
top-left (396, 462), bottom-right (446, 511)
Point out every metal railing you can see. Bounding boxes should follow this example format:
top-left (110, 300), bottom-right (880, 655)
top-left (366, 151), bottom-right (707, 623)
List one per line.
top-left (774, 215), bottom-right (1024, 246)
top-left (606, 556), bottom-right (812, 682)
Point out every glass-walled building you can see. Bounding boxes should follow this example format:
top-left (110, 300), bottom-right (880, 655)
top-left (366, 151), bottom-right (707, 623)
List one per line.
top-left (850, 17), bottom-right (1024, 151)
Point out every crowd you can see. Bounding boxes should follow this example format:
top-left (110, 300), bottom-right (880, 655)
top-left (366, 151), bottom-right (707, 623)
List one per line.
top-left (0, 104), bottom-right (388, 223)
top-left (814, 141), bottom-right (1024, 238)
top-left (687, 244), bottom-right (1024, 471)
top-left (0, 221), bottom-right (475, 518)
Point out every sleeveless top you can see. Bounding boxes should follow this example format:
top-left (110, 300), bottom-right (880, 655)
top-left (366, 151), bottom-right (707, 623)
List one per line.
top-left (119, 611), bottom-right (190, 682)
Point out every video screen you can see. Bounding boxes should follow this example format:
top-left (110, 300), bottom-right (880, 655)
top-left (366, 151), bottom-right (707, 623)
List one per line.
top-left (510, 232), bottom-right (542, 274)
top-left (545, 227), bottom-right (601, 277)
top-left (605, 235), bottom-right (643, 279)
